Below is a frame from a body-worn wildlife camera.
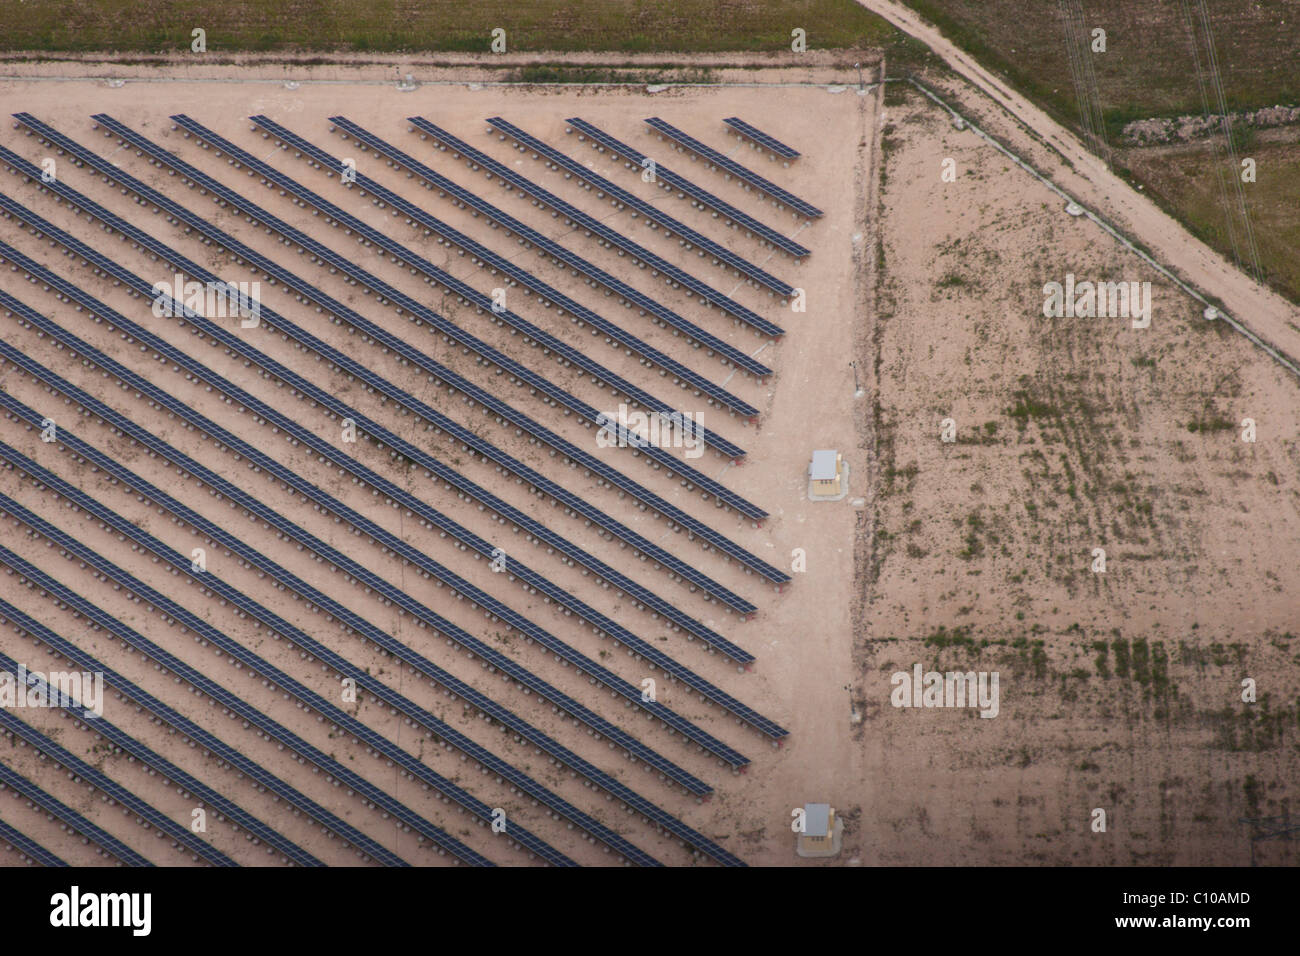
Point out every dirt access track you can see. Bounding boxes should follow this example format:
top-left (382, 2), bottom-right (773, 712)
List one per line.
top-left (855, 0), bottom-right (1300, 375)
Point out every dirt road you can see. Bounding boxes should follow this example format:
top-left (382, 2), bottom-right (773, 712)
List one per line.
top-left (855, 0), bottom-right (1300, 373)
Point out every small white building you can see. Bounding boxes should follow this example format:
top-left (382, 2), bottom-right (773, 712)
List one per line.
top-left (809, 449), bottom-right (843, 496)
top-left (797, 802), bottom-right (844, 858)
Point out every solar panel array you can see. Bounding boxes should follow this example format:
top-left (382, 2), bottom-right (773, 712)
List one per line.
top-left (723, 117), bottom-right (801, 160)
top-left (483, 117), bottom-right (798, 300)
top-left (0, 206), bottom-right (771, 861)
top-left (0, 96), bottom-right (820, 866)
top-left (0, 760), bottom-right (152, 866)
top-left (566, 117), bottom-right (811, 257)
top-left (8, 117), bottom-right (779, 613)
top-left (0, 816), bottom-right (68, 867)
top-left (644, 117), bottom-right (823, 219)
top-left (0, 242), bottom-right (749, 774)
top-left (0, 642), bottom-right (309, 865)
top-left (399, 115), bottom-right (788, 344)
top-left (0, 586), bottom-right (407, 866)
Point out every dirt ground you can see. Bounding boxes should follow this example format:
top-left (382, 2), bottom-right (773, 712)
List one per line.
top-left (0, 52), bottom-right (1295, 868)
top-left (858, 82), bottom-right (1299, 866)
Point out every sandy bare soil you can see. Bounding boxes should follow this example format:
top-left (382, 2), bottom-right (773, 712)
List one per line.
top-left (857, 83), bottom-right (1299, 866)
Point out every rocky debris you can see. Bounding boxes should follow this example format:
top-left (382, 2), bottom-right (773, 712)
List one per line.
top-left (1122, 105), bottom-right (1300, 146)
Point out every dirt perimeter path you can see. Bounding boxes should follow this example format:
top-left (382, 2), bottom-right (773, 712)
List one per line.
top-left (855, 0), bottom-right (1300, 373)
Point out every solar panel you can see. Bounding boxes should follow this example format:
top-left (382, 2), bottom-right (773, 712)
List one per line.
top-left (0, 762), bottom-right (151, 866)
top-left (0, 276), bottom-right (762, 773)
top-left (0, 706), bottom-right (236, 866)
top-left (8, 117), bottom-right (784, 611)
top-left (567, 117), bottom-right (811, 257)
top-left (0, 590), bottom-right (403, 867)
top-left (398, 115), bottom-right (790, 340)
top-left (320, 115), bottom-right (775, 391)
top-left (723, 117), bottom-right (801, 161)
top-left (0, 444), bottom-right (669, 867)
top-left (484, 116), bottom-right (799, 300)
top-left (119, 113), bottom-right (780, 556)
top-left (0, 817), bottom-right (68, 867)
top-left (0, 346), bottom-right (751, 866)
top-left (644, 117), bottom-right (822, 219)
top-left (0, 491), bottom-right (539, 867)
top-left (0, 646), bottom-right (315, 866)
top-left (0, 216), bottom-right (770, 765)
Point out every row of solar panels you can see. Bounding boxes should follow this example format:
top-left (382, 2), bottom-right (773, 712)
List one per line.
top-left (0, 363), bottom-right (765, 863)
top-left (566, 117), bottom-right (810, 258)
top-left (2, 293), bottom-right (781, 753)
top-left (0, 223), bottom-right (766, 774)
top-left (644, 117), bottom-right (822, 220)
top-left (119, 114), bottom-right (758, 492)
top-left (2, 147), bottom-right (775, 650)
top-left (5, 122), bottom-right (777, 618)
top-left (274, 113), bottom-right (774, 389)
top-left (724, 118), bottom-right (800, 160)
top-left (0, 484), bottom-right (562, 867)
top-left (0, 437), bottom-right (668, 868)
top-left (484, 116), bottom-right (797, 303)
top-left (0, 760), bottom-right (150, 866)
top-left (0, 532), bottom-right (494, 867)
top-left (0, 643), bottom-right (313, 866)
top-left (0, 700), bottom-right (238, 866)
top-left (190, 113), bottom-right (761, 484)
top-left (0, 199), bottom-right (768, 768)
top-left (84, 112), bottom-right (784, 581)
top-left (346, 113), bottom-right (786, 357)
top-left (6, 130), bottom-right (781, 615)
top-left (0, 586), bottom-right (407, 865)
top-left (0, 305), bottom-right (753, 866)
top-left (0, 814), bottom-right (68, 867)
top-left (0, 176), bottom-right (752, 671)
